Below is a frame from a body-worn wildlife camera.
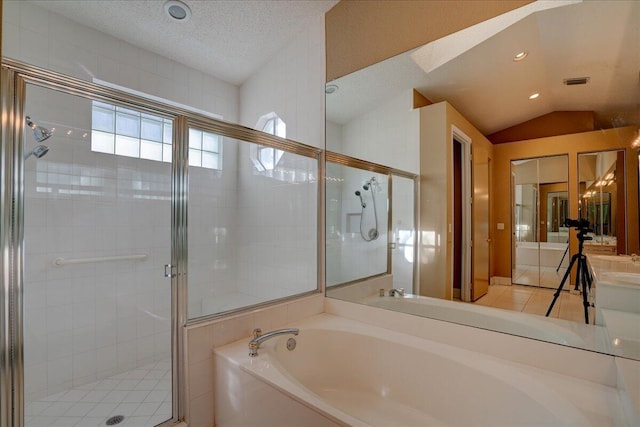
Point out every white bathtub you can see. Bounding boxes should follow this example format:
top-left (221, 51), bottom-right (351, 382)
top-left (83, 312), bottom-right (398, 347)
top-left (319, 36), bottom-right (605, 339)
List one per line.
top-left (517, 241), bottom-right (569, 268)
top-left (362, 293), bottom-right (597, 349)
top-left (214, 314), bottom-right (626, 426)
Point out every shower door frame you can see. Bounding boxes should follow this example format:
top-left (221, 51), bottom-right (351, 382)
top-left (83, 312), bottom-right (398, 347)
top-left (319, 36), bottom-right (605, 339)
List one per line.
top-left (0, 59), bottom-right (189, 427)
top-left (1, 58), bottom-right (325, 427)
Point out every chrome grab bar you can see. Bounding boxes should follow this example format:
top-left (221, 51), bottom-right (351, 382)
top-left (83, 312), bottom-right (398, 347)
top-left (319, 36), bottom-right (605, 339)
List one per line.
top-left (53, 253), bottom-right (148, 266)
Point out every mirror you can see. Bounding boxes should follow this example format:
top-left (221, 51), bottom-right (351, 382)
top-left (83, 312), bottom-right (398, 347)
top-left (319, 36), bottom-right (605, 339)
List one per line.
top-left (511, 156), bottom-right (569, 289)
top-left (325, 155), bottom-right (417, 294)
top-left (325, 0), bottom-right (640, 360)
top-left (579, 150), bottom-right (626, 255)
top-left (326, 162), bottom-right (389, 287)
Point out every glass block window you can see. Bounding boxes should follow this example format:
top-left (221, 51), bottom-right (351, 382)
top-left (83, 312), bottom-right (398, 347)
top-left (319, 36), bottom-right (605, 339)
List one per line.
top-left (188, 128), bottom-right (222, 169)
top-left (91, 101), bottom-right (221, 169)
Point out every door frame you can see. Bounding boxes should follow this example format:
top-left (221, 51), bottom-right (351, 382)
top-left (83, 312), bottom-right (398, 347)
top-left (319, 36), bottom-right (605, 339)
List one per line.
top-left (451, 126), bottom-right (472, 302)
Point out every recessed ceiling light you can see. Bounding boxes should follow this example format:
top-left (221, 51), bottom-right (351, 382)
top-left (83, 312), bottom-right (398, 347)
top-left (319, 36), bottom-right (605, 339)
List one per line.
top-left (325, 84), bottom-right (339, 94)
top-left (513, 51), bottom-right (528, 61)
top-left (529, 93), bottom-right (540, 100)
top-left (164, 0), bottom-right (191, 22)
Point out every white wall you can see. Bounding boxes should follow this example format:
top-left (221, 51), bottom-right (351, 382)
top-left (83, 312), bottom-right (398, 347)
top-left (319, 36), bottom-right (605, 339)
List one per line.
top-left (2, 0), bottom-right (227, 400)
top-left (2, 0), bottom-right (239, 123)
top-left (325, 120), bottom-right (343, 153)
top-left (229, 14), bottom-right (326, 304)
top-left (340, 89), bottom-right (420, 174)
top-left (239, 14), bottom-right (326, 149)
top-left (419, 103), bottom-right (448, 299)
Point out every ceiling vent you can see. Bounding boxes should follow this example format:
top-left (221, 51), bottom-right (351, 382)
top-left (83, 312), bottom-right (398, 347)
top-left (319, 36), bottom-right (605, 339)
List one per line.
top-left (563, 77), bottom-right (590, 86)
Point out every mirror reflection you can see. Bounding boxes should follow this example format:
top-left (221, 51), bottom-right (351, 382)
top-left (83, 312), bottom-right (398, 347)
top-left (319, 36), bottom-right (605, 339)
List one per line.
top-left (579, 150), bottom-right (626, 255)
top-left (512, 155), bottom-right (569, 289)
top-left (325, 0), bottom-right (640, 360)
top-left (326, 162), bottom-right (389, 286)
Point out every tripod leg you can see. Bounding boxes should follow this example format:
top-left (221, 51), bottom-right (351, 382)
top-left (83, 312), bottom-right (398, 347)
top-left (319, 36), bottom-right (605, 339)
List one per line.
top-left (546, 253), bottom-right (579, 317)
top-left (580, 257), bottom-right (591, 324)
top-left (573, 254), bottom-right (582, 291)
top-left (556, 243), bottom-right (569, 273)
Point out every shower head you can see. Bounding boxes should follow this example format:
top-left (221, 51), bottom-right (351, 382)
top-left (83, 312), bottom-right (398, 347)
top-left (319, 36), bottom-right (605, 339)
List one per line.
top-left (26, 116), bottom-right (52, 142)
top-left (363, 176), bottom-right (376, 191)
top-left (355, 190), bottom-right (366, 208)
top-left (25, 145), bottom-right (50, 159)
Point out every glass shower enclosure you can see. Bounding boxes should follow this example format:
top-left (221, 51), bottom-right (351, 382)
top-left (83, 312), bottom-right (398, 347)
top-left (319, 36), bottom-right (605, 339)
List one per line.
top-left (1, 60), bottom-right (321, 427)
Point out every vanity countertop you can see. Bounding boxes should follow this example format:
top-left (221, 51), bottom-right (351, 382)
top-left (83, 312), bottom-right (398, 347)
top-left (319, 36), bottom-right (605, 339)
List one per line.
top-left (588, 255), bottom-right (640, 335)
top-left (588, 255), bottom-right (640, 287)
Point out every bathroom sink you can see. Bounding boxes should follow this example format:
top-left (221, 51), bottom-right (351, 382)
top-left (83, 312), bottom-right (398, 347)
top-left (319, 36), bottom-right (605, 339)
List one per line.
top-left (600, 272), bottom-right (640, 286)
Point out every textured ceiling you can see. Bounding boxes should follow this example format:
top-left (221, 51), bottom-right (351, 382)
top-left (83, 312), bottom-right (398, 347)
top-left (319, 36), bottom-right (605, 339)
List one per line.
top-left (326, 0), bottom-right (640, 134)
top-left (30, 0), bottom-right (338, 86)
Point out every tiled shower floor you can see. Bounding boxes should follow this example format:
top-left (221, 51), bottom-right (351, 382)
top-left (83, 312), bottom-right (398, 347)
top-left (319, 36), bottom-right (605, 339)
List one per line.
top-left (25, 360), bottom-right (172, 427)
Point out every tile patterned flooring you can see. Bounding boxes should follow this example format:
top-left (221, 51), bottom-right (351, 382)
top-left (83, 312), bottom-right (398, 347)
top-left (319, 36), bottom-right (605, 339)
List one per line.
top-left (25, 361), bottom-right (172, 427)
top-left (513, 265), bottom-right (569, 288)
top-left (472, 283), bottom-right (595, 324)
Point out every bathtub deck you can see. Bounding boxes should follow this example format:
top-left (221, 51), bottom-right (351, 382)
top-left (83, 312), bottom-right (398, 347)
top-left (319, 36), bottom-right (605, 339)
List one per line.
top-left (216, 314), bottom-right (629, 427)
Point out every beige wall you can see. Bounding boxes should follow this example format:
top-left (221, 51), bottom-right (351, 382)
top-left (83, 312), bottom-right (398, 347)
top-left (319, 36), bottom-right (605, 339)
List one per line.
top-left (325, 0), bottom-right (533, 81)
top-left (419, 102), bottom-right (493, 299)
top-left (493, 127), bottom-right (640, 277)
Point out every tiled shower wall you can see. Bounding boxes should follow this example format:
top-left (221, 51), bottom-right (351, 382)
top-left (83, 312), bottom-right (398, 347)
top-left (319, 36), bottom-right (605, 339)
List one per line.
top-left (235, 147), bottom-right (319, 301)
top-left (4, 0), bottom-right (329, 415)
top-left (4, 0), bottom-right (241, 401)
top-left (326, 165), bottom-right (388, 286)
top-left (187, 139), bottom-right (239, 318)
top-left (23, 85), bottom-right (173, 400)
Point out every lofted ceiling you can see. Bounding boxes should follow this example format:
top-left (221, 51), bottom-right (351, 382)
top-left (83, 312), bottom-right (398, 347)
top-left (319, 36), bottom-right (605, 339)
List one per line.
top-left (29, 0), bottom-right (338, 86)
top-left (25, 1), bottom-right (639, 136)
top-left (326, 0), bottom-right (640, 135)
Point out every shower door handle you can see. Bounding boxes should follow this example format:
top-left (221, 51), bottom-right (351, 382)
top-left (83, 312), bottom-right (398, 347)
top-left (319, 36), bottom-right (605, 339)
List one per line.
top-left (164, 264), bottom-right (176, 278)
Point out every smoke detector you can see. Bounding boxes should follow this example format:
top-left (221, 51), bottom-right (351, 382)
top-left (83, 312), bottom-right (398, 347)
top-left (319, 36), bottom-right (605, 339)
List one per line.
top-left (164, 0), bottom-right (191, 22)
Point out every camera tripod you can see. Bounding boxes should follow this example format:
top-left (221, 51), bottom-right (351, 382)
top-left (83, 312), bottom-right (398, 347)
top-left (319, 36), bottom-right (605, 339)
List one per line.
top-left (545, 226), bottom-right (593, 324)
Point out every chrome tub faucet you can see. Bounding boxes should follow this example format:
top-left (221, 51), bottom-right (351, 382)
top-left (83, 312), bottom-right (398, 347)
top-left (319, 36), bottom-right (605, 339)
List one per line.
top-left (388, 288), bottom-right (405, 297)
top-left (249, 327), bottom-right (299, 357)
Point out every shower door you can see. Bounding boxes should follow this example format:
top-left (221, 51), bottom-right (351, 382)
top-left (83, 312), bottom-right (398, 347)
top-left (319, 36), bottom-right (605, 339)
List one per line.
top-left (18, 83), bottom-right (176, 426)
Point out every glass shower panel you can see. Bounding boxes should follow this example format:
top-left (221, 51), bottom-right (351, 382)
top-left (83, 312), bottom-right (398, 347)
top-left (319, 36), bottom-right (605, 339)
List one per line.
top-left (391, 175), bottom-right (415, 292)
top-left (326, 163), bottom-right (388, 287)
top-left (23, 84), bottom-right (173, 427)
top-left (187, 128), bottom-right (318, 319)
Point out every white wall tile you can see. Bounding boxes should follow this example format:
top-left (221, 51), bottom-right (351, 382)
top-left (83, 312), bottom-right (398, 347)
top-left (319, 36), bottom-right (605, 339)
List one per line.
top-left (9, 0), bottom-right (328, 405)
